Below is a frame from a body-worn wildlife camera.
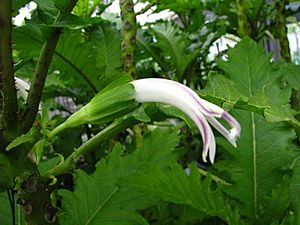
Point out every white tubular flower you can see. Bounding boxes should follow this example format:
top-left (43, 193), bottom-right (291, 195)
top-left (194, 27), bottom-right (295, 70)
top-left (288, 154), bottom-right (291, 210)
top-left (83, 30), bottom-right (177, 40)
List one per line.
top-left (15, 77), bottom-right (42, 111)
top-left (15, 77), bottom-right (30, 100)
top-left (131, 78), bottom-right (241, 164)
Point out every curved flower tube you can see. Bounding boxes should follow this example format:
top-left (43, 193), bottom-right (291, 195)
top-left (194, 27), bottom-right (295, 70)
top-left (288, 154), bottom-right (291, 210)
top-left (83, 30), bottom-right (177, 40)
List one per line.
top-left (49, 78), bottom-right (240, 164)
top-left (131, 78), bottom-right (241, 163)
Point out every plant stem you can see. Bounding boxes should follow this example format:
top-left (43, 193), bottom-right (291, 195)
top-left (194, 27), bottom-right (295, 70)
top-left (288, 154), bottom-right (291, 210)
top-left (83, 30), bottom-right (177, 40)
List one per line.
top-left (21, 31), bottom-right (61, 133)
top-left (45, 118), bottom-right (138, 177)
top-left (136, 0), bottom-right (158, 15)
top-left (20, 174), bottom-right (60, 225)
top-left (235, 0), bottom-right (251, 37)
top-left (274, 1), bottom-right (299, 114)
top-left (275, 0), bottom-right (291, 62)
top-left (0, 0), bottom-right (19, 140)
top-left (21, 0), bottom-right (78, 133)
top-left (119, 0), bottom-right (137, 78)
top-left (198, 168), bottom-right (231, 186)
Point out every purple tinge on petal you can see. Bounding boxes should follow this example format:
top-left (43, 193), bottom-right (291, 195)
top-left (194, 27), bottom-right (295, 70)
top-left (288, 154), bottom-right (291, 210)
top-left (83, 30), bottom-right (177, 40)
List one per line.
top-left (195, 113), bottom-right (210, 162)
top-left (208, 127), bottom-right (216, 164)
top-left (188, 92), bottom-right (219, 116)
top-left (221, 111), bottom-right (241, 135)
top-left (205, 116), bottom-right (230, 139)
top-left (176, 83), bottom-right (220, 117)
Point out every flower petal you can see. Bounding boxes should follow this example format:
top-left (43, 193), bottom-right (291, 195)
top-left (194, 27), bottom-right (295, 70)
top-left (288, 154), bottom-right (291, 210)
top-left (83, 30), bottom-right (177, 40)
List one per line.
top-left (15, 77), bottom-right (30, 100)
top-left (132, 78), bottom-right (217, 163)
top-left (175, 80), bottom-right (241, 146)
top-left (132, 78), bottom-right (241, 163)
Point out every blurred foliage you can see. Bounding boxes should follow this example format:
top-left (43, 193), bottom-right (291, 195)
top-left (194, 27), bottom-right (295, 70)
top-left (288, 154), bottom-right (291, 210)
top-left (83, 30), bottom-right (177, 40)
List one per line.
top-left (0, 0), bottom-right (299, 225)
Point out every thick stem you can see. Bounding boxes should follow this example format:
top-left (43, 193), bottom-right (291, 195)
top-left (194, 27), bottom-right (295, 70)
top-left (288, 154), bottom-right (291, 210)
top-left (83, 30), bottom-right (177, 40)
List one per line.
top-left (21, 0), bottom-right (78, 133)
top-left (19, 174), bottom-right (59, 225)
top-left (0, 0), bottom-right (19, 140)
top-left (275, 0), bottom-right (291, 62)
top-left (45, 118), bottom-right (138, 177)
top-left (119, 0), bottom-right (137, 78)
top-left (18, 2), bottom-right (79, 225)
top-left (21, 31), bottom-right (61, 133)
top-left (235, 0), bottom-right (251, 37)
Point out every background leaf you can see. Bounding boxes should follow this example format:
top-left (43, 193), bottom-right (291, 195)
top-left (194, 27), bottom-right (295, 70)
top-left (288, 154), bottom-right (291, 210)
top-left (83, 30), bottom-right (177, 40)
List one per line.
top-left (12, 0), bottom-right (31, 16)
top-left (13, 19), bottom-right (123, 100)
top-left (0, 192), bottom-right (26, 225)
top-left (199, 72), bottom-right (247, 110)
top-left (58, 129), bottom-right (180, 225)
top-left (121, 162), bottom-right (236, 224)
top-left (149, 23), bottom-right (199, 81)
top-left (214, 38), bottom-right (299, 224)
top-left (0, 192), bottom-right (12, 225)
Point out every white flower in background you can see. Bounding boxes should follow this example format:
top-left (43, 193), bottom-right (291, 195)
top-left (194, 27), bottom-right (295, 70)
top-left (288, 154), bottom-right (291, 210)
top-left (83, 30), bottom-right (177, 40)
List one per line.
top-left (15, 77), bottom-right (42, 111)
top-left (15, 77), bottom-right (30, 100)
top-left (131, 78), bottom-right (241, 163)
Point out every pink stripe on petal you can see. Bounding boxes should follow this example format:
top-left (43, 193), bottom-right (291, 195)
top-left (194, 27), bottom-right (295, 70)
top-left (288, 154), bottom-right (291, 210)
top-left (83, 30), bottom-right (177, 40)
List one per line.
top-left (222, 111), bottom-right (241, 135)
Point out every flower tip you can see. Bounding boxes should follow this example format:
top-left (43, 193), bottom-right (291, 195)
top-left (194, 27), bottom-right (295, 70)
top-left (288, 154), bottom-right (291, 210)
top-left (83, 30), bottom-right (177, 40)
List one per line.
top-left (228, 128), bottom-right (240, 147)
top-left (202, 151), bottom-right (208, 163)
top-left (202, 149), bottom-right (216, 164)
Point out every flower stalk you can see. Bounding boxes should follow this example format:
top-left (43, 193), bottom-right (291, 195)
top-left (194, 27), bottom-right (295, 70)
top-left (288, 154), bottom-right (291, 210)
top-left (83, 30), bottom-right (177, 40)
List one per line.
top-left (119, 0), bottom-right (137, 78)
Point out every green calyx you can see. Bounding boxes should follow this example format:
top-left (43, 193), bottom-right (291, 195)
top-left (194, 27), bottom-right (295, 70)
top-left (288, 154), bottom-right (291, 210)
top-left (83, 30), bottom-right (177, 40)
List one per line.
top-left (48, 81), bottom-right (138, 138)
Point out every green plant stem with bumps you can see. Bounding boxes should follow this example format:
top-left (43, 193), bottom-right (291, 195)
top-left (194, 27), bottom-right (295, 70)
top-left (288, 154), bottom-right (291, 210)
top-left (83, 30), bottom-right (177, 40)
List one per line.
top-left (274, 0), bottom-right (300, 129)
top-left (275, 0), bottom-right (291, 62)
top-left (119, 0), bottom-right (137, 78)
top-left (235, 0), bottom-right (251, 38)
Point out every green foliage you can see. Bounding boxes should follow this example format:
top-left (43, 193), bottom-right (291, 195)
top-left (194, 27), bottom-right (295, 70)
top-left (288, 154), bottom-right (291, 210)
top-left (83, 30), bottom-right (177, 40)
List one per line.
top-left (6, 127), bottom-right (40, 151)
top-left (13, 18), bottom-right (123, 99)
top-left (58, 129), bottom-right (180, 225)
top-left (12, 0), bottom-right (31, 15)
top-left (0, 154), bottom-right (14, 192)
top-left (136, 30), bottom-right (169, 75)
top-left (2, 1), bottom-right (300, 225)
top-left (0, 192), bottom-right (12, 225)
top-left (199, 72), bottom-right (247, 111)
top-left (211, 38), bottom-right (299, 224)
top-left (281, 63), bottom-right (300, 91)
top-left (141, 202), bottom-right (205, 225)
top-left (121, 162), bottom-right (236, 224)
top-left (0, 192), bottom-right (26, 225)
top-left (33, 0), bottom-right (59, 25)
top-left (199, 38), bottom-right (300, 128)
top-left (58, 128), bottom-right (240, 225)
top-left (54, 0), bottom-right (70, 12)
top-left (149, 23), bottom-right (199, 81)
top-left (151, 0), bottom-right (202, 13)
